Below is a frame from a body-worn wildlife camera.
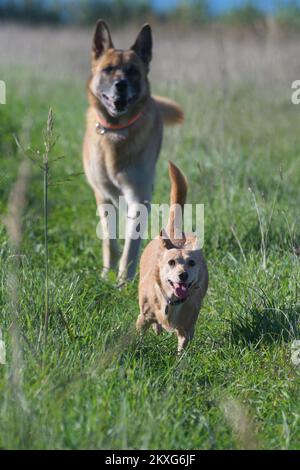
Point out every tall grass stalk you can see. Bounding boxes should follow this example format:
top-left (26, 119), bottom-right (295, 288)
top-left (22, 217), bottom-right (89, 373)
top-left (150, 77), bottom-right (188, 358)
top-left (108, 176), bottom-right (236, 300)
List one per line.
top-left (14, 109), bottom-right (56, 350)
top-left (249, 187), bottom-right (267, 271)
top-left (230, 224), bottom-right (247, 263)
top-left (43, 109), bottom-right (54, 345)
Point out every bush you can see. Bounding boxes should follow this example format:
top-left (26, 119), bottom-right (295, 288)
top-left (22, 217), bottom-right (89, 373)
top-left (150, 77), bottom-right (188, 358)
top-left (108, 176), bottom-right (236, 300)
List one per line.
top-left (170, 0), bottom-right (210, 25)
top-left (0, 0), bottom-right (61, 24)
top-left (0, 0), bottom-right (152, 25)
top-left (220, 3), bottom-right (265, 26)
top-left (276, 1), bottom-right (300, 31)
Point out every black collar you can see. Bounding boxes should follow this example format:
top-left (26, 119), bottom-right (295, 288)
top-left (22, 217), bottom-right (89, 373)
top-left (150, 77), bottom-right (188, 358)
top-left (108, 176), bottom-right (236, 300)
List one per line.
top-left (160, 287), bottom-right (188, 313)
top-left (167, 297), bottom-right (187, 306)
top-left (155, 282), bottom-right (189, 316)
top-left (164, 296), bottom-right (187, 316)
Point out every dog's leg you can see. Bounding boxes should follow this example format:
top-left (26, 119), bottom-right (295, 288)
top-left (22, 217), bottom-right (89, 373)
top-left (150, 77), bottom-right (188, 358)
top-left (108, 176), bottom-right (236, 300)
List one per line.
top-left (118, 227), bottom-right (141, 282)
top-left (95, 191), bottom-right (119, 278)
top-left (177, 334), bottom-right (189, 354)
top-left (136, 314), bottom-right (152, 334)
top-left (152, 322), bottom-right (162, 335)
top-left (118, 195), bottom-right (150, 282)
top-left (177, 327), bottom-right (195, 355)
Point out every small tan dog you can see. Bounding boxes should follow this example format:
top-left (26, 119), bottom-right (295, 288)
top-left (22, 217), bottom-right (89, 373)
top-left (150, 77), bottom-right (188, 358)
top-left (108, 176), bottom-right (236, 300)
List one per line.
top-left (137, 162), bottom-right (208, 354)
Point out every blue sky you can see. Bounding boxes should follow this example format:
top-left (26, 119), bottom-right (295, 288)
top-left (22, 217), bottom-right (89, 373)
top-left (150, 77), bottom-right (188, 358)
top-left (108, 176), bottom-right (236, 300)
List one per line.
top-left (151, 0), bottom-right (300, 13)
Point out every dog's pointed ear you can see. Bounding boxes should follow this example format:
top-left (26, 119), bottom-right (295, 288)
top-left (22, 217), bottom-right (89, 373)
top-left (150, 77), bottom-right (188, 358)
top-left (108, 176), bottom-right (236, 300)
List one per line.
top-left (92, 20), bottom-right (113, 61)
top-left (159, 229), bottom-right (174, 250)
top-left (131, 24), bottom-right (152, 69)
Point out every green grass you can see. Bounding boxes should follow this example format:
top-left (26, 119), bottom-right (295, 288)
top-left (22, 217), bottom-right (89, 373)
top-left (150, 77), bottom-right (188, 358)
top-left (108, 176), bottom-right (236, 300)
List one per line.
top-left (0, 67), bottom-right (300, 450)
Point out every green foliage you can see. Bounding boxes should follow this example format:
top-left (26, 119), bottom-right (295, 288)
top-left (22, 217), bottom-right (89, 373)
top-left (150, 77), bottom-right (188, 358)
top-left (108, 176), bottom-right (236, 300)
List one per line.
top-left (1, 0), bottom-right (300, 31)
top-left (170, 0), bottom-right (210, 25)
top-left (219, 2), bottom-right (265, 26)
top-left (276, 1), bottom-right (300, 31)
top-left (0, 0), bottom-right (62, 24)
top-left (68, 0), bottom-right (152, 26)
top-left (0, 0), bottom-right (152, 25)
top-left (0, 102), bottom-right (20, 155)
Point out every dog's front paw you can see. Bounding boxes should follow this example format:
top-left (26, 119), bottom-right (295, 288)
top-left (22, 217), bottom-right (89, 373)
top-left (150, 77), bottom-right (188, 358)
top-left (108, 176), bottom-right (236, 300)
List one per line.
top-left (152, 323), bottom-right (162, 335)
top-left (101, 267), bottom-right (109, 279)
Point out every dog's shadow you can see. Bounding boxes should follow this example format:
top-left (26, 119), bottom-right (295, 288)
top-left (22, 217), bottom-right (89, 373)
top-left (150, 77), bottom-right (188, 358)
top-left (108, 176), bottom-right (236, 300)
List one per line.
top-left (229, 298), bottom-right (300, 346)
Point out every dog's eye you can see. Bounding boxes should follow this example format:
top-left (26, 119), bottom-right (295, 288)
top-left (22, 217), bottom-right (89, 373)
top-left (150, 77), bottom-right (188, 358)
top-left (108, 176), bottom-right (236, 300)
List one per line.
top-left (102, 65), bottom-right (114, 74)
top-left (127, 65), bottom-right (138, 75)
top-left (188, 260), bottom-right (196, 267)
top-left (168, 260), bottom-right (176, 267)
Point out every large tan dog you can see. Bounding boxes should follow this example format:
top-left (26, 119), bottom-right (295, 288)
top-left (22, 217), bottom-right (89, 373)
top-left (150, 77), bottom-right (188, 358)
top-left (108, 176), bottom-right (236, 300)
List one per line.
top-left (137, 162), bottom-right (208, 354)
top-left (83, 20), bottom-right (183, 282)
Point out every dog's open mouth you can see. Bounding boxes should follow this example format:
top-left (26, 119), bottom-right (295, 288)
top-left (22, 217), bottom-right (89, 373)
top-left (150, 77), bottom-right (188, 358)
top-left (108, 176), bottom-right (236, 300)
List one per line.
top-left (168, 280), bottom-right (193, 300)
top-left (102, 93), bottom-right (136, 116)
top-left (102, 93), bottom-right (127, 114)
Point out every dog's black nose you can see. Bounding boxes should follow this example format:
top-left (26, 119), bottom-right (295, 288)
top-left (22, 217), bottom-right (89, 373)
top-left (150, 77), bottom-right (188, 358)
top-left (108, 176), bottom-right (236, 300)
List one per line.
top-left (179, 272), bottom-right (188, 282)
top-left (115, 79), bottom-right (128, 92)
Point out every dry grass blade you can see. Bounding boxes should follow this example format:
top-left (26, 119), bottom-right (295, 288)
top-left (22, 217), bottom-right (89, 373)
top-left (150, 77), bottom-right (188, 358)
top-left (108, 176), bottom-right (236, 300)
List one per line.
top-left (220, 397), bottom-right (259, 450)
top-left (3, 157), bottom-right (31, 444)
top-left (249, 186), bottom-right (267, 271)
top-left (230, 224), bottom-right (247, 263)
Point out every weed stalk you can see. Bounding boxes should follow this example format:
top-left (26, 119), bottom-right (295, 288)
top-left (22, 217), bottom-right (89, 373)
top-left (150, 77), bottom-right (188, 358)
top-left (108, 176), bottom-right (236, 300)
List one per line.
top-left (43, 110), bottom-right (53, 345)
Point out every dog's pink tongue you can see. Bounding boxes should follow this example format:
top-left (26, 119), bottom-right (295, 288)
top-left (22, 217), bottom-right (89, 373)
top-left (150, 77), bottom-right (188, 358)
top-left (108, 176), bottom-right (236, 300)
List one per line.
top-left (174, 283), bottom-right (188, 299)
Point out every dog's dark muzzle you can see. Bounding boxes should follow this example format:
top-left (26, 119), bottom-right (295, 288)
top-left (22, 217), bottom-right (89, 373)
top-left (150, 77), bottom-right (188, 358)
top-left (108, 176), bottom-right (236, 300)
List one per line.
top-left (114, 97), bottom-right (127, 111)
top-left (113, 80), bottom-right (129, 110)
top-left (114, 79), bottom-right (128, 93)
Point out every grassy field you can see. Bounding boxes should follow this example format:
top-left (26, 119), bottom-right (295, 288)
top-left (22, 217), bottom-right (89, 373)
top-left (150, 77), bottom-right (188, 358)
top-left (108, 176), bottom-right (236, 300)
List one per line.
top-left (0, 24), bottom-right (300, 450)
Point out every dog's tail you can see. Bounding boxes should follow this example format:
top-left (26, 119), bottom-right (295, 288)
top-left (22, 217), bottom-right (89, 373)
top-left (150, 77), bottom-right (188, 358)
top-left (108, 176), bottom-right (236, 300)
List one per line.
top-left (169, 161), bottom-right (187, 209)
top-left (153, 95), bottom-right (184, 125)
top-left (165, 161), bottom-right (188, 243)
